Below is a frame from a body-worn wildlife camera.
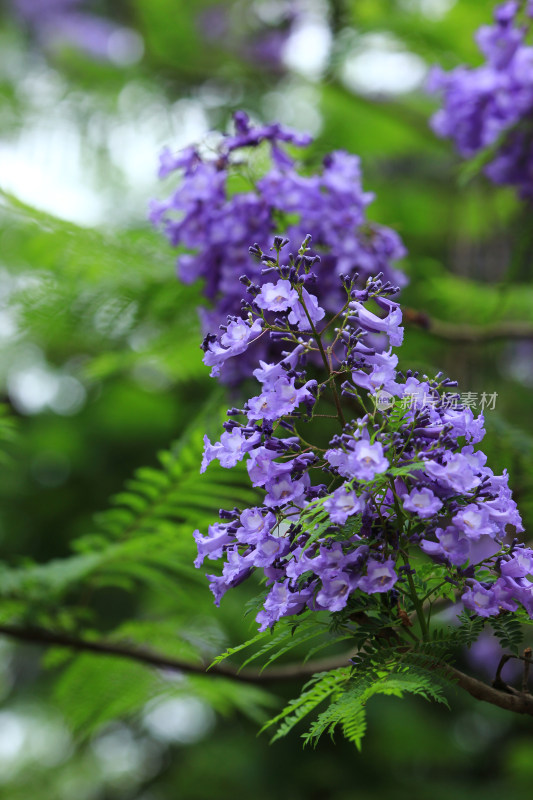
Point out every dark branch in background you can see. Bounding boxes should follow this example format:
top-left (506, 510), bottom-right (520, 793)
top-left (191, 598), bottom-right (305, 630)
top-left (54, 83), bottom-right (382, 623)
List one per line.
top-left (0, 624), bottom-right (343, 684)
top-left (1, 623), bottom-right (533, 717)
top-left (448, 664), bottom-right (533, 716)
top-left (404, 308), bottom-right (533, 343)
top-left (329, 0), bottom-right (348, 35)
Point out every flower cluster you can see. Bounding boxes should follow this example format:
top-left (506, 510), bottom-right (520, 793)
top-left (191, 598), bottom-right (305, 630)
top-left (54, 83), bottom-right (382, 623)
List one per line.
top-left (428, 1), bottom-right (533, 198)
top-left (11, 0), bottom-right (140, 62)
top-left (150, 111), bottom-right (406, 381)
top-left (195, 236), bottom-right (527, 633)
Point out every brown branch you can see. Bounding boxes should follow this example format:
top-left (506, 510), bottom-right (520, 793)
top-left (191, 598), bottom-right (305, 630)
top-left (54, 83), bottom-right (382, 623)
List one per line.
top-left (447, 665), bottom-right (533, 716)
top-left (2, 623), bottom-right (533, 716)
top-left (0, 624), bottom-right (346, 684)
top-left (404, 308), bottom-right (533, 344)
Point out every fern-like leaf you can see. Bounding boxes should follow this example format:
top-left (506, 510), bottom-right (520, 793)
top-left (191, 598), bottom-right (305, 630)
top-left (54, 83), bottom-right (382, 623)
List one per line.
top-left (261, 667), bottom-right (352, 743)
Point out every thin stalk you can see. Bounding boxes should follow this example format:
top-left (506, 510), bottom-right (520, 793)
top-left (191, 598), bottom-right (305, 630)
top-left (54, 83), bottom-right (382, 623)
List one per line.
top-left (403, 554), bottom-right (429, 642)
top-left (387, 478), bottom-right (429, 642)
top-left (299, 289), bottom-right (346, 428)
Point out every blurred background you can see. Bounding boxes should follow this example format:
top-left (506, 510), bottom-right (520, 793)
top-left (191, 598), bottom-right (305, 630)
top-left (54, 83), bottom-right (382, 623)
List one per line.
top-left (1, 0), bottom-right (533, 798)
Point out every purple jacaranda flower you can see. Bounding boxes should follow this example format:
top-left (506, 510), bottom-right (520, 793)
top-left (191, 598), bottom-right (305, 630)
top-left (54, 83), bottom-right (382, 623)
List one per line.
top-left (461, 444), bottom-right (488, 471)
top-left (441, 407), bottom-right (486, 444)
top-left (285, 545), bottom-right (318, 580)
top-left (287, 289), bottom-right (325, 330)
top-left (252, 360), bottom-right (286, 386)
top-left (225, 111), bottom-right (313, 152)
top-left (349, 298), bottom-right (404, 347)
top-left (255, 279), bottom-right (299, 312)
top-left (316, 571), bottom-right (359, 612)
top-left (201, 429), bottom-right (261, 472)
top-left (500, 547), bottom-right (533, 578)
top-left (359, 558), bottom-right (398, 594)
top-left (287, 542), bottom-right (368, 582)
top-left (452, 503), bottom-right (495, 540)
top-left (246, 446), bottom-right (290, 487)
top-left (424, 453), bottom-right (482, 494)
top-left (477, 2), bottom-right (523, 68)
top-left (202, 317), bottom-right (263, 376)
top-left (402, 487), bottom-right (443, 519)
top-left (481, 470), bottom-right (524, 533)
top-left (461, 582), bottom-right (502, 617)
top-left (246, 377), bottom-right (316, 421)
top-left (11, 0), bottom-right (142, 64)
top-left (326, 439), bottom-right (389, 482)
top-left (351, 348), bottom-right (399, 394)
top-left (500, 575), bottom-right (533, 614)
top-left (13, 0), bottom-right (83, 23)
top-left (264, 473), bottom-right (309, 507)
top-left (152, 114), bottom-right (407, 383)
top-left (221, 317), bottom-right (263, 350)
top-left (250, 535), bottom-right (290, 568)
top-left (428, 3), bottom-right (533, 198)
top-left (324, 486), bottom-right (363, 525)
top-left (493, 576), bottom-right (520, 611)
top-left (220, 546), bottom-right (252, 579)
top-left (193, 522), bottom-right (234, 568)
top-left (469, 534), bottom-right (501, 565)
top-left (158, 146), bottom-right (199, 179)
top-left (421, 526), bottom-right (470, 566)
top-left (397, 377), bottom-right (432, 411)
top-left (208, 562), bottom-right (253, 606)
top-left (252, 344), bottom-right (305, 386)
top-left (192, 232), bottom-right (525, 634)
top-left (256, 579), bottom-right (311, 630)
top-left (235, 507), bottom-right (276, 544)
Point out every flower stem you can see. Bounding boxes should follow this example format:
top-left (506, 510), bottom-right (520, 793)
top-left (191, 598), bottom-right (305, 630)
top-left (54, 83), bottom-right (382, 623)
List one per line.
top-left (298, 289), bottom-right (346, 429)
top-left (402, 553), bottom-right (429, 642)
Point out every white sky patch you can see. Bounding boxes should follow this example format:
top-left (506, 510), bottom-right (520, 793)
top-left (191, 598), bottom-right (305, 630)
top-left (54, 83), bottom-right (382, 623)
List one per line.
top-left (401, 0), bottom-right (457, 20)
top-left (109, 93), bottom-right (209, 196)
top-left (0, 709), bottom-right (72, 781)
top-left (91, 726), bottom-right (145, 778)
top-left (283, 17), bottom-right (332, 80)
top-left (341, 33), bottom-right (427, 95)
top-left (8, 364), bottom-right (59, 414)
top-left (6, 345), bottom-right (87, 416)
top-left (143, 697), bottom-right (215, 744)
top-left (0, 128), bottom-right (105, 227)
top-left (263, 81), bottom-right (323, 136)
top-left (0, 54), bottom-right (209, 226)
top-left (49, 375), bottom-right (87, 416)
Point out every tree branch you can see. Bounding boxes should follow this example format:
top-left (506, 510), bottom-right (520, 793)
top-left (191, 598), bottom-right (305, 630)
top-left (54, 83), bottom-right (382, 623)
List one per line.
top-left (404, 307), bottom-right (533, 343)
top-left (2, 623), bottom-right (533, 716)
top-left (447, 665), bottom-right (533, 716)
top-left (0, 624), bottom-right (346, 684)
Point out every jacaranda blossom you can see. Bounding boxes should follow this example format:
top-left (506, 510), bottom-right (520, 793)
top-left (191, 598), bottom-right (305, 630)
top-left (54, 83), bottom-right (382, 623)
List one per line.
top-left (429, 2), bottom-right (533, 198)
top-left (193, 236), bottom-right (526, 633)
top-left (151, 112), bottom-right (407, 380)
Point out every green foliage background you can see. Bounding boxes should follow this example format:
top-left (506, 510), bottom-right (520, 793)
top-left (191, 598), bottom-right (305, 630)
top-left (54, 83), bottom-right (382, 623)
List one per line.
top-left (1, 0), bottom-right (533, 797)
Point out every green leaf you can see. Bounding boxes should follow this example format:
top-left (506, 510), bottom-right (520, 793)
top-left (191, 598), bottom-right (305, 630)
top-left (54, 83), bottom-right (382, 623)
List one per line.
top-left (491, 615), bottom-right (524, 655)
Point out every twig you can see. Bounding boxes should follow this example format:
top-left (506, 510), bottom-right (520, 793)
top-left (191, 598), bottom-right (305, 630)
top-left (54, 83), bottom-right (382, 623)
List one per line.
top-left (449, 663), bottom-right (533, 716)
top-left (0, 624), bottom-right (345, 684)
top-left (2, 624), bottom-right (533, 716)
top-left (493, 653), bottom-right (518, 691)
top-left (523, 647), bottom-right (532, 693)
top-left (404, 307), bottom-right (533, 343)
